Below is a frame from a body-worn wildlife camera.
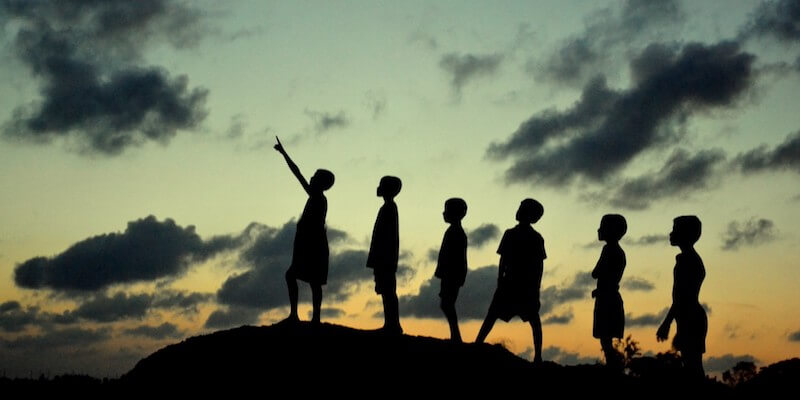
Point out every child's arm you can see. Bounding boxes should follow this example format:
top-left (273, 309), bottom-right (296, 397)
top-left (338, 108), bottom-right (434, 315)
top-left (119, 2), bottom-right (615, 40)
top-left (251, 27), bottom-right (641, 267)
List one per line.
top-left (656, 306), bottom-right (675, 342)
top-left (274, 136), bottom-right (311, 195)
top-left (497, 256), bottom-right (508, 283)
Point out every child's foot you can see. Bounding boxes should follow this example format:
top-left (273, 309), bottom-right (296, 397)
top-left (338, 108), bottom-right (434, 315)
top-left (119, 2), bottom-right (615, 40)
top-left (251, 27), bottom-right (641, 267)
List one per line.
top-left (533, 356), bottom-right (543, 365)
top-left (283, 313), bottom-right (300, 324)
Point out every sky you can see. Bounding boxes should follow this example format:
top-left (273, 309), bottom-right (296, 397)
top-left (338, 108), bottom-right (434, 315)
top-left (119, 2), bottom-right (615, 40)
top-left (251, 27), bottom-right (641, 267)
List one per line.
top-left (1, 0), bottom-right (799, 378)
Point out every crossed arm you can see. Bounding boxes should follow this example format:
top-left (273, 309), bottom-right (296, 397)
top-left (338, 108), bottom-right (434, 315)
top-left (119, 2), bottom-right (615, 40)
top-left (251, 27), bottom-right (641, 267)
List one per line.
top-left (274, 136), bottom-right (311, 195)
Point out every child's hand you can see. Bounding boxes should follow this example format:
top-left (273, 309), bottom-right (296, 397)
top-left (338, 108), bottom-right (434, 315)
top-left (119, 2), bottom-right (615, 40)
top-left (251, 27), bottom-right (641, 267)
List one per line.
top-left (274, 136), bottom-right (285, 154)
top-left (656, 321), bottom-right (670, 342)
top-left (591, 289), bottom-right (597, 298)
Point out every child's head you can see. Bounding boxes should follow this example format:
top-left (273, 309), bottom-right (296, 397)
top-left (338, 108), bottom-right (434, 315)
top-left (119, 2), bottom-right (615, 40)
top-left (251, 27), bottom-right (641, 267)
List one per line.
top-left (443, 198), bottom-right (467, 223)
top-left (670, 215), bottom-right (702, 247)
top-left (598, 214), bottom-right (627, 242)
top-left (377, 176), bottom-right (402, 199)
top-left (516, 198), bottom-right (543, 224)
top-left (310, 169), bottom-right (335, 192)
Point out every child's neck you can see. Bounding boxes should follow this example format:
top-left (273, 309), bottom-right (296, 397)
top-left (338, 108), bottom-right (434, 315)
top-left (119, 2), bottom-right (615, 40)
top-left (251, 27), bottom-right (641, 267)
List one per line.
top-left (605, 239), bottom-right (619, 246)
top-left (679, 244), bottom-right (695, 253)
top-left (382, 197), bottom-right (395, 204)
top-left (449, 221), bottom-right (462, 228)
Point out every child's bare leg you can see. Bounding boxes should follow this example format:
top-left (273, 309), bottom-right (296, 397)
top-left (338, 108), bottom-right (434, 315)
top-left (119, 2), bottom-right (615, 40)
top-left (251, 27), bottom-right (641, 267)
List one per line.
top-left (440, 299), bottom-right (461, 342)
top-left (311, 284), bottom-right (322, 324)
top-left (475, 306), bottom-right (497, 343)
top-left (382, 292), bottom-right (401, 332)
top-left (285, 270), bottom-right (299, 320)
top-left (530, 315), bottom-right (542, 364)
top-left (600, 337), bottom-right (620, 368)
top-left (683, 351), bottom-right (705, 378)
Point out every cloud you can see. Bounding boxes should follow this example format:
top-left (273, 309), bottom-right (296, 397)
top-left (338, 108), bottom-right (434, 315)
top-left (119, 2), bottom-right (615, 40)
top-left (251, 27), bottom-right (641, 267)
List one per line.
top-left (721, 218), bottom-right (777, 250)
top-left (364, 91), bottom-right (387, 119)
top-left (626, 307), bottom-right (669, 327)
top-left (468, 224), bottom-right (500, 248)
top-left (215, 220), bottom-right (372, 311)
top-left (124, 322), bottom-right (183, 340)
top-left (489, 42), bottom-right (755, 191)
top-left (305, 109), bottom-right (350, 133)
top-left (626, 234), bottom-right (668, 246)
top-left (540, 346), bottom-right (598, 365)
top-left (603, 148), bottom-right (727, 210)
top-left (70, 292), bottom-right (152, 322)
top-left (0, 0), bottom-right (208, 155)
top-left (14, 216), bottom-right (245, 292)
top-left (151, 290), bottom-right (214, 314)
top-left (307, 308), bottom-right (346, 320)
top-left (0, 301), bottom-right (39, 332)
top-left (2, 327), bottom-right (111, 350)
top-left (439, 52), bottom-right (504, 94)
top-left (704, 354), bottom-right (759, 373)
top-left (789, 330), bottom-right (800, 342)
top-left (427, 249), bottom-right (439, 263)
top-left (203, 306), bottom-right (262, 329)
top-left (622, 276), bottom-right (655, 291)
top-left (534, 0), bottom-right (684, 85)
top-left (733, 131), bottom-right (800, 174)
top-left (741, 0), bottom-right (800, 43)
top-left (542, 310), bottom-right (574, 325)
top-left (400, 267), bottom-right (592, 320)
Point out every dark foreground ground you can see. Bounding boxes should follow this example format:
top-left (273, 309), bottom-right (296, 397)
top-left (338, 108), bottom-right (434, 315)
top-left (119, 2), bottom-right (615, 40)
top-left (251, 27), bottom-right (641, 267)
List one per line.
top-left (2, 321), bottom-right (798, 396)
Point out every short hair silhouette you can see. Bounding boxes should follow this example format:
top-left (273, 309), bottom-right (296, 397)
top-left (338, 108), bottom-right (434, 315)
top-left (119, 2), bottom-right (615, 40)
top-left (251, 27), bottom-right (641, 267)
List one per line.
top-left (672, 215), bottom-right (701, 245)
top-left (312, 169), bottom-right (335, 191)
top-left (516, 198), bottom-right (543, 224)
top-left (600, 214), bottom-right (627, 241)
top-left (378, 176), bottom-right (402, 198)
top-left (444, 198), bottom-right (467, 220)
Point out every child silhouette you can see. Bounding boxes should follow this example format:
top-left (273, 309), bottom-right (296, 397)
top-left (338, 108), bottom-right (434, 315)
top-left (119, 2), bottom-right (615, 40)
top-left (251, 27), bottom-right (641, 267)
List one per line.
top-left (274, 137), bottom-right (334, 323)
top-left (657, 215), bottom-right (707, 378)
top-left (367, 176), bottom-right (403, 334)
top-left (435, 198), bottom-right (468, 342)
top-left (591, 214), bottom-right (627, 369)
top-left (475, 199), bottom-right (546, 364)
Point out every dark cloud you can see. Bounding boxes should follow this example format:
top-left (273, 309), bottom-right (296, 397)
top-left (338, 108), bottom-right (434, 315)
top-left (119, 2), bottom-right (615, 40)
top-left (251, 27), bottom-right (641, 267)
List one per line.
top-left (742, 0), bottom-right (800, 43)
top-left (427, 249), bottom-right (439, 263)
top-left (400, 267), bottom-right (592, 320)
top-left (704, 354), bottom-right (759, 373)
top-left (604, 148), bottom-right (727, 210)
top-left (534, 0), bottom-right (684, 85)
top-left (0, 302), bottom-right (39, 332)
top-left (621, 276), bottom-right (655, 291)
top-left (626, 307), bottom-right (669, 327)
top-left (305, 109), bottom-right (350, 133)
top-left (468, 224), bottom-right (500, 248)
top-left (2, 327), bottom-right (111, 350)
top-left (734, 131), bottom-right (800, 174)
top-left (71, 292), bottom-right (151, 322)
top-left (542, 310), bottom-right (574, 325)
top-left (151, 290), bottom-right (214, 313)
top-left (307, 308), bottom-right (346, 320)
top-left (490, 42), bottom-right (754, 191)
top-left (0, 0), bottom-right (208, 155)
top-left (203, 306), bottom-right (262, 329)
top-left (540, 346), bottom-right (598, 365)
top-left (439, 53), bottom-right (504, 94)
top-left (124, 322), bottom-right (183, 340)
top-left (216, 220), bottom-right (372, 311)
top-left (14, 216), bottom-right (245, 292)
top-left (789, 330), bottom-right (800, 342)
top-left (721, 218), bottom-right (777, 250)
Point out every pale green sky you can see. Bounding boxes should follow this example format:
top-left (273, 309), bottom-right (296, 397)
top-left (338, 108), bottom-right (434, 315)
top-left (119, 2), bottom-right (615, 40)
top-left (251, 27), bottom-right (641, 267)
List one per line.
top-left (1, 0), bottom-right (799, 377)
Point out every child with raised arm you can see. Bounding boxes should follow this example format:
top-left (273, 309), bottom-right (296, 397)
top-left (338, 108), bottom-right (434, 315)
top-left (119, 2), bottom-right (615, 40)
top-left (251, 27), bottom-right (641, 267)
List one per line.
top-left (657, 215), bottom-right (708, 378)
top-left (435, 198), bottom-right (468, 342)
top-left (367, 176), bottom-right (403, 334)
top-left (591, 214), bottom-right (627, 369)
top-left (274, 137), bottom-right (335, 324)
top-left (476, 198), bottom-right (546, 364)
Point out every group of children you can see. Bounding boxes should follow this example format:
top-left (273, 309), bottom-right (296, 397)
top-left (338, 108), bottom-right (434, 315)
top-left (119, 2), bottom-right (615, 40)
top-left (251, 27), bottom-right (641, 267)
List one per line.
top-left (274, 137), bottom-right (708, 376)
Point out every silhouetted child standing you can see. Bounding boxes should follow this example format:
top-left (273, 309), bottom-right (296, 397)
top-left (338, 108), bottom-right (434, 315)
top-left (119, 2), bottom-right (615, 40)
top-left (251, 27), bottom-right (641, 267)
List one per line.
top-left (435, 198), bottom-right (468, 342)
top-left (476, 199), bottom-right (546, 364)
top-left (274, 137), bottom-right (335, 324)
top-left (591, 214), bottom-right (627, 369)
top-left (657, 215), bottom-right (707, 378)
top-left (367, 176), bottom-right (403, 334)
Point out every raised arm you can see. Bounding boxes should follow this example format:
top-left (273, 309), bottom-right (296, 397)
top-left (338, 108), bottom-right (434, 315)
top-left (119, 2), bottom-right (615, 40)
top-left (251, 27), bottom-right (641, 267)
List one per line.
top-left (274, 136), bottom-right (311, 194)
